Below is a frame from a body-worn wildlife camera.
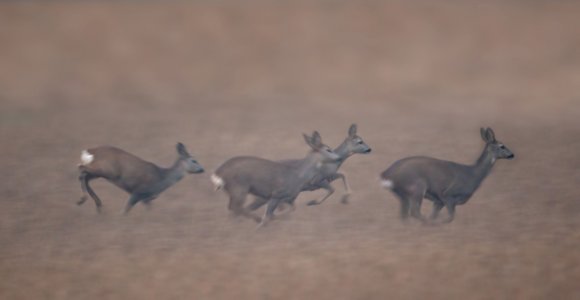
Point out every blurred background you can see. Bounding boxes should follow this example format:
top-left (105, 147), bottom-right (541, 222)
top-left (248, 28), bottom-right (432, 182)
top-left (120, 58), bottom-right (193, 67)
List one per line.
top-left (1, 1), bottom-right (579, 299)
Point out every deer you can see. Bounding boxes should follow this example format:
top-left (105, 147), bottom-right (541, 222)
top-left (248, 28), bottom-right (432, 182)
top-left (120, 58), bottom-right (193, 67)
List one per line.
top-left (210, 131), bottom-right (340, 228)
top-left (380, 127), bottom-right (514, 224)
top-left (246, 124), bottom-right (371, 212)
top-left (77, 143), bottom-right (204, 214)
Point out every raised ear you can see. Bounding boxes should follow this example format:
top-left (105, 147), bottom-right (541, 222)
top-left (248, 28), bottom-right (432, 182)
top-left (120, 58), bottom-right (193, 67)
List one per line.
top-left (480, 128), bottom-right (487, 141)
top-left (176, 142), bottom-right (190, 157)
top-left (348, 124), bottom-right (357, 137)
top-left (311, 131), bottom-right (322, 148)
top-left (303, 133), bottom-right (314, 148)
top-left (485, 128), bottom-right (496, 142)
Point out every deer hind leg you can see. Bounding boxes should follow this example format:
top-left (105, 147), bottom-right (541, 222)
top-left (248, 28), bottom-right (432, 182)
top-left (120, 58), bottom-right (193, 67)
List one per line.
top-left (248, 196), bottom-right (293, 215)
top-left (390, 188), bottom-right (410, 220)
top-left (227, 187), bottom-right (261, 223)
top-left (123, 194), bottom-right (142, 215)
top-left (78, 172), bottom-right (88, 205)
top-left (399, 197), bottom-right (410, 220)
top-left (430, 200), bottom-right (445, 221)
top-left (79, 172), bottom-right (103, 213)
top-left (247, 196), bottom-right (269, 211)
top-left (405, 182), bottom-right (428, 223)
top-left (257, 197), bottom-right (287, 229)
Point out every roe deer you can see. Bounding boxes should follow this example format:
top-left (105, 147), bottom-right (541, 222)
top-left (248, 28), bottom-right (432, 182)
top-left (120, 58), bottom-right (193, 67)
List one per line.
top-left (246, 124), bottom-right (371, 211)
top-left (77, 143), bottom-right (204, 214)
top-left (380, 127), bottom-right (514, 224)
top-left (211, 131), bottom-right (340, 228)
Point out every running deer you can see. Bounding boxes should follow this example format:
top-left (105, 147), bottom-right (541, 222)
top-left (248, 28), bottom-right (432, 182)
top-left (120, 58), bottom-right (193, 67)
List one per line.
top-left (77, 143), bottom-right (204, 214)
top-left (211, 131), bottom-right (340, 228)
top-left (380, 127), bottom-right (514, 224)
top-left (246, 124), bottom-right (371, 211)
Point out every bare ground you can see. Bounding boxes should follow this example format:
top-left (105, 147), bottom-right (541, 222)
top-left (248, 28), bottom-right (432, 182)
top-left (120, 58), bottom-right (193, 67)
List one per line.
top-left (1, 1), bottom-right (580, 299)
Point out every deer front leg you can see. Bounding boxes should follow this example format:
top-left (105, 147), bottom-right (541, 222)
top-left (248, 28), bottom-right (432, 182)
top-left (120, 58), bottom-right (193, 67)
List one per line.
top-left (307, 181), bottom-right (335, 206)
top-left (334, 173), bottom-right (351, 204)
top-left (142, 195), bottom-right (157, 211)
top-left (274, 199), bottom-right (296, 216)
top-left (442, 199), bottom-right (457, 223)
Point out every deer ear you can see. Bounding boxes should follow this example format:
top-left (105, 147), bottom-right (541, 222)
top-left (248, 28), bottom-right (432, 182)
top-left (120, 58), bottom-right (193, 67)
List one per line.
top-left (176, 142), bottom-right (190, 157)
top-left (311, 131), bottom-right (322, 148)
top-left (348, 124), bottom-right (357, 137)
top-left (303, 133), bottom-right (314, 147)
top-left (480, 128), bottom-right (487, 141)
top-left (485, 128), bottom-right (496, 142)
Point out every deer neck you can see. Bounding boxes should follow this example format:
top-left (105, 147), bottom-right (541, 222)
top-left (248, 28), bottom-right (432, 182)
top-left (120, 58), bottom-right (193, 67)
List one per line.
top-left (157, 158), bottom-right (186, 191)
top-left (333, 140), bottom-right (352, 163)
top-left (471, 146), bottom-right (496, 187)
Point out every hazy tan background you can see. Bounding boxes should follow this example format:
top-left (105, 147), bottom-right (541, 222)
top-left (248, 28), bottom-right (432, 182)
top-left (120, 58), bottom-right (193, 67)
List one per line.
top-left (1, 1), bottom-right (579, 299)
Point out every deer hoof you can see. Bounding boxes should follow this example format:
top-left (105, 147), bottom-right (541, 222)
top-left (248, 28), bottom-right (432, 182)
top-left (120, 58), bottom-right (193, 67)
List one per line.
top-left (340, 195), bottom-right (350, 204)
top-left (77, 196), bottom-right (87, 206)
top-left (256, 220), bottom-right (268, 230)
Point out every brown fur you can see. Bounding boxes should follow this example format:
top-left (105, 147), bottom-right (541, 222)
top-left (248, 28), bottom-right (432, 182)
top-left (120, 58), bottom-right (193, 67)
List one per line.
top-left (77, 143), bottom-right (204, 214)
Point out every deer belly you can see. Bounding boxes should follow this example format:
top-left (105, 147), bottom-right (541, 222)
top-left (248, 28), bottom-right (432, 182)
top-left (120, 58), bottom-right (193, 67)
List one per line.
top-left (447, 193), bottom-right (473, 205)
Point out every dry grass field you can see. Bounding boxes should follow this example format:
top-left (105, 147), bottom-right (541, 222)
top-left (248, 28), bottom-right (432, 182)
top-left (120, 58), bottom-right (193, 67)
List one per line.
top-left (1, 1), bottom-right (579, 299)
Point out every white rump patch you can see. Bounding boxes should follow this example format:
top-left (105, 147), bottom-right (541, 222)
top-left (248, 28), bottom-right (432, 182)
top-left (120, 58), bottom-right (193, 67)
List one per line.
top-left (381, 179), bottom-right (394, 189)
top-left (210, 174), bottom-right (224, 191)
top-left (80, 150), bottom-right (94, 166)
